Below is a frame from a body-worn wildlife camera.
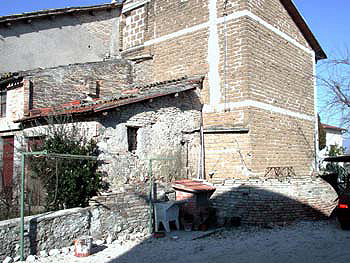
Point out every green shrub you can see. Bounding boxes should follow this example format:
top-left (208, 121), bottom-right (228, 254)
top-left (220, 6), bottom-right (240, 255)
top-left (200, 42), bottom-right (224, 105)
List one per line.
top-left (29, 120), bottom-right (103, 211)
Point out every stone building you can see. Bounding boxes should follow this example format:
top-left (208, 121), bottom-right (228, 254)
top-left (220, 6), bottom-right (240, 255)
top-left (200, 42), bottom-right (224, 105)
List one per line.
top-left (0, 0), bottom-right (338, 226)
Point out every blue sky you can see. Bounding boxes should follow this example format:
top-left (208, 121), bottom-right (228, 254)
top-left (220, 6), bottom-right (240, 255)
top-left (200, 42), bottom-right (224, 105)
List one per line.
top-left (0, 1), bottom-right (348, 125)
top-left (294, 0), bottom-right (350, 126)
top-left (0, 1), bottom-right (109, 16)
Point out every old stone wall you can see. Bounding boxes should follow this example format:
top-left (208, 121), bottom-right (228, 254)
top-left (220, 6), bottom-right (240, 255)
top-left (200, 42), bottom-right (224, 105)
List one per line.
top-left (97, 89), bottom-right (202, 189)
top-left (0, 7), bottom-right (121, 73)
top-left (0, 182), bottom-right (160, 261)
top-left (210, 176), bottom-right (338, 226)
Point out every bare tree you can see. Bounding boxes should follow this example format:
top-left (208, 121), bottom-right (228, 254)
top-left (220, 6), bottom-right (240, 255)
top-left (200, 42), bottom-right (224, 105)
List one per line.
top-left (317, 50), bottom-right (350, 130)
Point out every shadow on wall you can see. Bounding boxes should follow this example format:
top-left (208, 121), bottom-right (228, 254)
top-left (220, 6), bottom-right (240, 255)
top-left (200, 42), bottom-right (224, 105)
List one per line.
top-left (101, 182), bottom-right (337, 263)
top-left (210, 184), bottom-right (335, 226)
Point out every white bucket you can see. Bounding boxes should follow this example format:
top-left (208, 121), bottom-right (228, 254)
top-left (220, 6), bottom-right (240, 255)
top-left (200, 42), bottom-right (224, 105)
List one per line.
top-left (74, 236), bottom-right (93, 257)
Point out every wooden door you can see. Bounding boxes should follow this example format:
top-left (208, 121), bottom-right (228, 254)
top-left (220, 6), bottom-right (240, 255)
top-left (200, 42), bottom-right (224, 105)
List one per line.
top-left (2, 136), bottom-right (14, 187)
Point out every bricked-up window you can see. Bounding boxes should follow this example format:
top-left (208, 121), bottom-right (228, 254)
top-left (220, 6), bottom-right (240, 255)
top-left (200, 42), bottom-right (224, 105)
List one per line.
top-left (127, 126), bottom-right (139, 153)
top-left (0, 89), bottom-right (6, 117)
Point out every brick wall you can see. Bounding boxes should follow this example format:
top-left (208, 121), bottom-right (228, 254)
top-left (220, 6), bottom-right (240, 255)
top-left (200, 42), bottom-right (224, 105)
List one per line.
top-left (23, 60), bottom-right (132, 108)
top-left (120, 0), bottom-right (317, 179)
top-left (122, 6), bottom-right (147, 49)
top-left (249, 109), bottom-right (314, 177)
top-left (210, 176), bottom-right (338, 225)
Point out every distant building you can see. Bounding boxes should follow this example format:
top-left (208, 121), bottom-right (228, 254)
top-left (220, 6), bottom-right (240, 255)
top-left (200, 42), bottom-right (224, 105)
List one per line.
top-left (322, 124), bottom-right (347, 155)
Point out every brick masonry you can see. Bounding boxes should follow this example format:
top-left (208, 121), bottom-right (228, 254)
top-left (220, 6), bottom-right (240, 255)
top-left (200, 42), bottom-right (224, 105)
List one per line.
top-left (210, 176), bottom-right (338, 225)
top-left (0, 0), bottom-right (335, 229)
top-left (120, 0), bottom-right (317, 179)
top-left (22, 60), bottom-right (133, 109)
top-left (116, 0), bottom-right (335, 226)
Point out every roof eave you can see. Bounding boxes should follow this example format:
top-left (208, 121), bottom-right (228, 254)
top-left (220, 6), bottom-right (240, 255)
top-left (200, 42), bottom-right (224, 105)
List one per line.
top-left (15, 82), bottom-right (201, 124)
top-left (0, 3), bottom-right (121, 24)
top-left (280, 0), bottom-right (327, 60)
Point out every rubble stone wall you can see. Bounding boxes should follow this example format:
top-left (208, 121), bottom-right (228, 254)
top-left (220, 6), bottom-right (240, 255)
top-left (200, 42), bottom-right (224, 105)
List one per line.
top-left (97, 89), bottom-right (202, 189)
top-left (0, 183), bottom-right (156, 261)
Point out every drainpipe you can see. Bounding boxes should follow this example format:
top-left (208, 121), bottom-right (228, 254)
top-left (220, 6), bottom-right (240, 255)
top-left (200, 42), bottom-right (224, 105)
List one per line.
top-left (223, 0), bottom-right (228, 111)
top-left (200, 125), bottom-right (205, 179)
top-left (313, 52), bottom-right (319, 172)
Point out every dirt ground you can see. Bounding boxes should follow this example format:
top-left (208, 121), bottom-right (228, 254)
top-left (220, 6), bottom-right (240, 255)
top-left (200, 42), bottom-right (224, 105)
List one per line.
top-left (32, 218), bottom-right (350, 263)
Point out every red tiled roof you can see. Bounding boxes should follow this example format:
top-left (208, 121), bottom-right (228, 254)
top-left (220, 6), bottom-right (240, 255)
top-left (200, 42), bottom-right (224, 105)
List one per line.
top-left (322, 123), bottom-right (347, 132)
top-left (172, 179), bottom-right (216, 193)
top-left (15, 76), bottom-right (204, 123)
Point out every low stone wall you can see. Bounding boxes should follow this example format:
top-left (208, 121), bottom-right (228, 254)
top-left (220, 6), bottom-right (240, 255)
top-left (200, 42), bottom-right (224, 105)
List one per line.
top-left (0, 184), bottom-right (152, 261)
top-left (210, 176), bottom-right (338, 226)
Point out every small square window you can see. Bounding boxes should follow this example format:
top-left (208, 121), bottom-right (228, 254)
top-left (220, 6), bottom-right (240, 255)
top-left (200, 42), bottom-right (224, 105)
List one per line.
top-left (127, 126), bottom-right (139, 153)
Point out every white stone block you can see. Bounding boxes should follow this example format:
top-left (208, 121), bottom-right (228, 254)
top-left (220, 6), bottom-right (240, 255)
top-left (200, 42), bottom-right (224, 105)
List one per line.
top-left (48, 249), bottom-right (60, 256)
top-left (26, 255), bottom-right (36, 262)
top-left (3, 256), bottom-right (13, 263)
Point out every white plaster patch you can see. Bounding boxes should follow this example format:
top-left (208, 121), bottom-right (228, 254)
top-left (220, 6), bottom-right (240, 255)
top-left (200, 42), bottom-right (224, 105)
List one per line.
top-left (122, 0), bottom-right (150, 14)
top-left (141, 10), bottom-right (313, 56)
top-left (207, 0), bottom-right (221, 106)
top-left (144, 22), bottom-right (209, 46)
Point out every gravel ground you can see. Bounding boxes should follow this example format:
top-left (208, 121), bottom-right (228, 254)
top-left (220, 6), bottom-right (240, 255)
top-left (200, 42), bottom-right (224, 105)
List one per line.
top-left (17, 218), bottom-right (350, 263)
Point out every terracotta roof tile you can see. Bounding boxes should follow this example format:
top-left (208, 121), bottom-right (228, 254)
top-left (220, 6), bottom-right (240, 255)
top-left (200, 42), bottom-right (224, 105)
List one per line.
top-left (322, 123), bottom-right (347, 132)
top-left (15, 76), bottom-right (204, 123)
top-left (172, 179), bottom-right (216, 193)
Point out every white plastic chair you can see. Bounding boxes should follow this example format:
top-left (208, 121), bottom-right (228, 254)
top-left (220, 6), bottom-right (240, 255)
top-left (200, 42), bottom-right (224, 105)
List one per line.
top-left (154, 201), bottom-right (181, 232)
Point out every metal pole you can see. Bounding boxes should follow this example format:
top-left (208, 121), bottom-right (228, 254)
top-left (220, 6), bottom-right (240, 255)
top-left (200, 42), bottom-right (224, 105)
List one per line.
top-left (148, 159), bottom-right (153, 234)
top-left (20, 153), bottom-right (25, 261)
top-left (20, 150), bottom-right (47, 261)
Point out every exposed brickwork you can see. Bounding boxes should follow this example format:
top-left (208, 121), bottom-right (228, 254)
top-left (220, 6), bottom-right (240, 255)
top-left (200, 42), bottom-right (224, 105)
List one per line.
top-left (149, 0), bottom-right (209, 38)
top-left (22, 60), bottom-right (132, 108)
top-left (0, 0), bottom-right (330, 228)
top-left (244, 18), bottom-right (314, 115)
top-left (120, 0), bottom-right (317, 179)
top-left (211, 177), bottom-right (338, 225)
top-left (249, 108), bottom-right (314, 177)
top-left (245, 0), bottom-right (311, 48)
top-left (123, 6), bottom-right (146, 49)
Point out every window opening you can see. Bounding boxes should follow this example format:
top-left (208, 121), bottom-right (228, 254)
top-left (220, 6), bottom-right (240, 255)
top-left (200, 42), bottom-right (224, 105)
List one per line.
top-left (0, 89), bottom-right (6, 117)
top-left (127, 126), bottom-right (139, 153)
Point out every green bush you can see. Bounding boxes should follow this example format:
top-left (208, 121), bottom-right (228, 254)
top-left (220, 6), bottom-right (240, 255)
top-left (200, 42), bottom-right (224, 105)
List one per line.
top-left (29, 120), bottom-right (103, 211)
